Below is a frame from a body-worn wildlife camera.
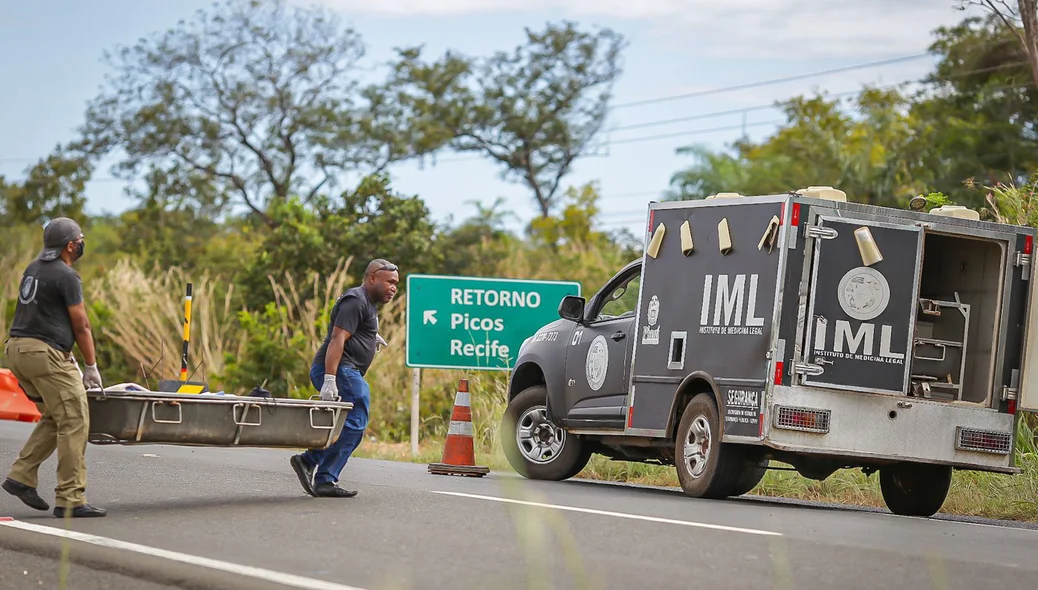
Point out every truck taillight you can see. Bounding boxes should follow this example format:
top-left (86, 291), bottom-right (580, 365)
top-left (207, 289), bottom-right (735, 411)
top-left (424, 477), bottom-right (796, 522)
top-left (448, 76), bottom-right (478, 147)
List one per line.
top-left (956, 427), bottom-right (1012, 455)
top-left (1026, 235), bottom-right (1033, 255)
top-left (774, 406), bottom-right (830, 434)
top-left (791, 203), bottom-right (801, 226)
top-left (773, 361), bottom-right (784, 385)
top-left (1009, 399), bottom-right (1017, 415)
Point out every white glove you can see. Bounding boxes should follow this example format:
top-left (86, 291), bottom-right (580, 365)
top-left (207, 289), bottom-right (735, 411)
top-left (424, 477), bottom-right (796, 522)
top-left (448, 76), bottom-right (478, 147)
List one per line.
top-left (320, 375), bottom-right (338, 401)
top-left (83, 364), bottom-right (103, 390)
top-left (376, 334), bottom-right (388, 352)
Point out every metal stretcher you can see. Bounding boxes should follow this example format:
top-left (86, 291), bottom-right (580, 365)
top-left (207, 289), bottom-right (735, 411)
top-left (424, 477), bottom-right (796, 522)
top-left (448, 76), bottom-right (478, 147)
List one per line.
top-left (86, 386), bottom-right (353, 450)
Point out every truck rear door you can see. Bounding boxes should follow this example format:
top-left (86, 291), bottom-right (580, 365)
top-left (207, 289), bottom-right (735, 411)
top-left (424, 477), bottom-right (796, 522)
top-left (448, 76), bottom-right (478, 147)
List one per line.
top-left (799, 213), bottom-right (923, 395)
top-left (1015, 238), bottom-right (1038, 413)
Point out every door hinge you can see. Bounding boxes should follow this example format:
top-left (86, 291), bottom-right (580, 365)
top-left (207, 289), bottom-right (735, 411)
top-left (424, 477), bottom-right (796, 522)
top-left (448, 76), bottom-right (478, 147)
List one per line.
top-left (794, 363), bottom-right (825, 376)
top-left (1001, 385), bottom-right (1018, 402)
top-left (805, 226), bottom-right (838, 240)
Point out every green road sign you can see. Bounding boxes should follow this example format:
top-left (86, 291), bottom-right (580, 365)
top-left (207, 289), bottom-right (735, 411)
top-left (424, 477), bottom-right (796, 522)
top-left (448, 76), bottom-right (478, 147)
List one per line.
top-left (405, 275), bottom-right (582, 371)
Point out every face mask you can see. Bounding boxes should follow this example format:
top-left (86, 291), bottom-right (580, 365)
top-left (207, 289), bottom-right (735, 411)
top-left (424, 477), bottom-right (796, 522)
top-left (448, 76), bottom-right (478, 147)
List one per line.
top-left (73, 240), bottom-right (85, 261)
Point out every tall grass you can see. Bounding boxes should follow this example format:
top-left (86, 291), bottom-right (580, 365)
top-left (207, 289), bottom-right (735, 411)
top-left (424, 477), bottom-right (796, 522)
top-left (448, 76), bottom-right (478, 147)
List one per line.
top-left (88, 259), bottom-right (245, 385)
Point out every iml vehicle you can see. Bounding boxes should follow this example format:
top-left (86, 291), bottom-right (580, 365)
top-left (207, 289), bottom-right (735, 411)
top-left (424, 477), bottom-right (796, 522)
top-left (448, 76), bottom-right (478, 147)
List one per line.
top-left (502, 187), bottom-right (1038, 516)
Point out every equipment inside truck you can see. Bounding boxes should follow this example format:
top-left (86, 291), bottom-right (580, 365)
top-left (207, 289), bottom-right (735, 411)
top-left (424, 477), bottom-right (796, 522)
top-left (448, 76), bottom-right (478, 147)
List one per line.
top-left (913, 233), bottom-right (1005, 406)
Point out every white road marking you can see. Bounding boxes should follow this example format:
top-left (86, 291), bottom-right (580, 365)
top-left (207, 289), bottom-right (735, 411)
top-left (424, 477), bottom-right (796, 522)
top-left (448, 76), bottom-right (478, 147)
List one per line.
top-left (0, 519), bottom-right (368, 590)
top-left (432, 491), bottom-right (782, 537)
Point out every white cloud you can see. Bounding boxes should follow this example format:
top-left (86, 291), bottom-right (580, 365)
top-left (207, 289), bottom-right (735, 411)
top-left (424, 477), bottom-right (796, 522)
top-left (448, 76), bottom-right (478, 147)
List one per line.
top-left (303, 0), bottom-right (983, 59)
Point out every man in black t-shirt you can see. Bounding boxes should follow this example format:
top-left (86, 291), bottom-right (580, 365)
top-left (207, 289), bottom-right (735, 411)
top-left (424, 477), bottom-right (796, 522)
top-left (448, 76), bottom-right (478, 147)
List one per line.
top-left (290, 259), bottom-right (399, 498)
top-left (2, 217), bottom-right (106, 518)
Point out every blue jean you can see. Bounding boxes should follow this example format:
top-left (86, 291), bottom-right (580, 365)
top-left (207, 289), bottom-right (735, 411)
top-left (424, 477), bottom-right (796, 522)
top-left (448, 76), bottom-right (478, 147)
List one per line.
top-left (302, 363), bottom-right (370, 486)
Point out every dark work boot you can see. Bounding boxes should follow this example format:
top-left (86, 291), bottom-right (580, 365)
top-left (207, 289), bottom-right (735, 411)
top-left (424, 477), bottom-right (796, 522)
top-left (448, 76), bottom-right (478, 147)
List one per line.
top-left (2, 478), bottom-right (49, 511)
top-left (290, 454), bottom-right (316, 497)
top-left (53, 504), bottom-right (106, 518)
top-left (313, 482), bottom-right (358, 498)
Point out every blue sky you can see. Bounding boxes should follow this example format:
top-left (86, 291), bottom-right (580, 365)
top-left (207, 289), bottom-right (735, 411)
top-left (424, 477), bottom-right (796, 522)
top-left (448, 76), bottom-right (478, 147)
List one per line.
top-left (0, 1), bottom-right (982, 236)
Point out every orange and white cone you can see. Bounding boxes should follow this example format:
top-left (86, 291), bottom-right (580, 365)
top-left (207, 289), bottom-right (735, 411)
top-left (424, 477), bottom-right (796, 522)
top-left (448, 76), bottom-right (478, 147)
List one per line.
top-left (428, 379), bottom-right (490, 477)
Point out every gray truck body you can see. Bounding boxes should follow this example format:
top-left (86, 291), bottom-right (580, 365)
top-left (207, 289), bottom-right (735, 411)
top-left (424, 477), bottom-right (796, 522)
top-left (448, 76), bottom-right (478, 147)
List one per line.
top-left (507, 193), bottom-right (1038, 493)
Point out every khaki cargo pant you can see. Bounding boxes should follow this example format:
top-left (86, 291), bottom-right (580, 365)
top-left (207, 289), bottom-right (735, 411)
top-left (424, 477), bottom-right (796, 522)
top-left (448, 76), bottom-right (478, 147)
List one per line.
top-left (4, 336), bottom-right (90, 508)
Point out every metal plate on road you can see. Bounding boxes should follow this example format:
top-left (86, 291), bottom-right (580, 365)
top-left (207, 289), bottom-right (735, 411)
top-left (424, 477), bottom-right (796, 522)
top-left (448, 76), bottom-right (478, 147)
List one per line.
top-left (405, 275), bottom-right (581, 371)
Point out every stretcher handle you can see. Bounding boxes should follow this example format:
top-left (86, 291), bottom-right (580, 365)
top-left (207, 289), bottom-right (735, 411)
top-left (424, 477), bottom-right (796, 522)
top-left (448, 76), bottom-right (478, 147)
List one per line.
top-left (232, 403), bottom-right (262, 427)
top-left (309, 407), bottom-right (336, 430)
top-left (151, 401), bottom-right (183, 424)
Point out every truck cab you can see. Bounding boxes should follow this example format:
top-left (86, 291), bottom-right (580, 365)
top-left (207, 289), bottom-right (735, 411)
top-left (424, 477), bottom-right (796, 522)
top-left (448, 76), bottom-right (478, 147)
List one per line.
top-left (502, 188), bottom-right (1038, 517)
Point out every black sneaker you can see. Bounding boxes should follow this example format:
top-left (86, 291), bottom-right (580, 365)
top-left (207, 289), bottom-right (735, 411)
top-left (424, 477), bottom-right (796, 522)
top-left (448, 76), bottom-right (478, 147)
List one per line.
top-left (290, 454), bottom-right (316, 497)
top-left (53, 504), bottom-right (106, 518)
top-left (313, 482), bottom-right (358, 498)
top-left (2, 478), bottom-right (49, 511)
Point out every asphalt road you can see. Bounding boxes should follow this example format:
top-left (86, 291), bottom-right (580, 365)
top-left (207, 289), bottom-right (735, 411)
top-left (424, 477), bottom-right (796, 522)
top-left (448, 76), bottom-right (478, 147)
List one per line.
top-left (1, 420), bottom-right (1037, 590)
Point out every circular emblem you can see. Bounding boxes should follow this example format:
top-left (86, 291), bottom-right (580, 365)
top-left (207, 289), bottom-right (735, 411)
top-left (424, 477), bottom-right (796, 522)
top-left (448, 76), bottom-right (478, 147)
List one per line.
top-left (585, 335), bottom-right (609, 391)
top-left (647, 295), bottom-right (660, 326)
top-left (837, 266), bottom-right (890, 321)
top-left (18, 276), bottom-right (37, 305)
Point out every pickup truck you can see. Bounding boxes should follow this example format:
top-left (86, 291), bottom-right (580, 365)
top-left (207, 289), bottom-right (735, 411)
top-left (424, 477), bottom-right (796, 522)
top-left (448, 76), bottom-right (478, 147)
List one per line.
top-left (501, 187), bottom-right (1038, 517)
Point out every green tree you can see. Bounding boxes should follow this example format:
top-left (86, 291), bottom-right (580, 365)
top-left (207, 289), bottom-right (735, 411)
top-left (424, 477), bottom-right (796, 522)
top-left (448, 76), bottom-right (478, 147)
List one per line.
top-left (437, 197), bottom-right (520, 277)
top-left (239, 173), bottom-right (442, 308)
top-left (392, 21), bottom-right (627, 218)
top-left (0, 145), bottom-right (91, 226)
top-left (667, 88), bottom-right (926, 207)
top-left (955, 0), bottom-right (1038, 90)
top-left (665, 144), bottom-right (752, 200)
top-left (911, 13), bottom-right (1038, 204)
top-left (77, 0), bottom-right (447, 225)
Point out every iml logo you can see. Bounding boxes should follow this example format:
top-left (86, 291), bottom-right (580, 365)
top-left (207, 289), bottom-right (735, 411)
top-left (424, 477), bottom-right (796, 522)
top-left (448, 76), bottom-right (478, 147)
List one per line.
top-left (699, 274), bottom-right (765, 335)
top-left (813, 318), bottom-right (905, 363)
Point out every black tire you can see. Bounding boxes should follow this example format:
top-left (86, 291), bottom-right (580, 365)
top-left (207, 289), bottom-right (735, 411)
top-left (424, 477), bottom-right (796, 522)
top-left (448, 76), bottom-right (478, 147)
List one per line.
top-left (879, 462), bottom-right (953, 517)
top-left (727, 462), bottom-right (767, 497)
top-left (501, 385), bottom-right (592, 481)
top-left (674, 394), bottom-right (747, 499)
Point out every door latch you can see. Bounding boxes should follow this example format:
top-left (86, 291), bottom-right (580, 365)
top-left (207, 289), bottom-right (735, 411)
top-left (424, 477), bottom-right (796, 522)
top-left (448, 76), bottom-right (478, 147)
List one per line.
top-left (611, 331), bottom-right (626, 342)
top-left (793, 363), bottom-right (825, 376)
top-left (805, 226), bottom-right (838, 240)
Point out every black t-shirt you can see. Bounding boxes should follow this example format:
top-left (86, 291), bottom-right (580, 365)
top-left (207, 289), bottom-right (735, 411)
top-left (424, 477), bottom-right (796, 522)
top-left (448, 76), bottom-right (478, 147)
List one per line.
top-left (9, 259), bottom-right (84, 353)
top-left (314, 286), bottom-right (379, 376)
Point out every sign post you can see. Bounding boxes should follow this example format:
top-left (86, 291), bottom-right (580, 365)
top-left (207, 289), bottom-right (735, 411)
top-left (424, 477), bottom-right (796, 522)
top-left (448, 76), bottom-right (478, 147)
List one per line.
top-left (411, 367), bottom-right (420, 457)
top-left (405, 275), bottom-right (581, 453)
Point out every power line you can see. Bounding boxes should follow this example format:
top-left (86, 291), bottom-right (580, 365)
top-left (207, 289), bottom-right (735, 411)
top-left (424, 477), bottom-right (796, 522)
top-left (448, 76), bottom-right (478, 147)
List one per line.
top-left (607, 120), bottom-right (784, 146)
top-left (4, 61), bottom-right (1030, 185)
top-left (605, 59), bottom-right (1033, 134)
top-left (609, 53), bottom-right (935, 110)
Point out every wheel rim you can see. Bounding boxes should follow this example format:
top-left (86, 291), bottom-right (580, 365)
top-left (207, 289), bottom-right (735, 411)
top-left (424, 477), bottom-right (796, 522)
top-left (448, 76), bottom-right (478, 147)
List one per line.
top-left (516, 405), bottom-right (566, 464)
top-left (683, 415), bottom-right (711, 479)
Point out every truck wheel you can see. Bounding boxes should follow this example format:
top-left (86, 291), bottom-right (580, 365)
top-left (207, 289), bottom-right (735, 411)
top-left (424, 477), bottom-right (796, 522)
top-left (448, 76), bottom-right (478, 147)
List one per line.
top-left (674, 393), bottom-right (746, 499)
top-left (727, 463), bottom-right (767, 497)
top-left (879, 462), bottom-right (953, 517)
top-left (501, 385), bottom-right (591, 481)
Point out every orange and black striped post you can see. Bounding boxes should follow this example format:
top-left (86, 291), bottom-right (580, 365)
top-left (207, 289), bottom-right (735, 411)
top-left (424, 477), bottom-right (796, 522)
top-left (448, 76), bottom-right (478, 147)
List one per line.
top-left (179, 283), bottom-right (192, 383)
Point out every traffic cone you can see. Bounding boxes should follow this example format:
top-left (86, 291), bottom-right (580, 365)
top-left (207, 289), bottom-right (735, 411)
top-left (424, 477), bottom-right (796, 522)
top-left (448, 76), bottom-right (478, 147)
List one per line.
top-left (0, 369), bottom-right (41, 423)
top-left (428, 379), bottom-right (490, 477)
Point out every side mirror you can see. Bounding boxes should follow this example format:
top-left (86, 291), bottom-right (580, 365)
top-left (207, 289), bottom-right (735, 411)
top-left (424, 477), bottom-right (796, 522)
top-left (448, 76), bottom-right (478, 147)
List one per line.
top-left (558, 295), bottom-right (586, 323)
